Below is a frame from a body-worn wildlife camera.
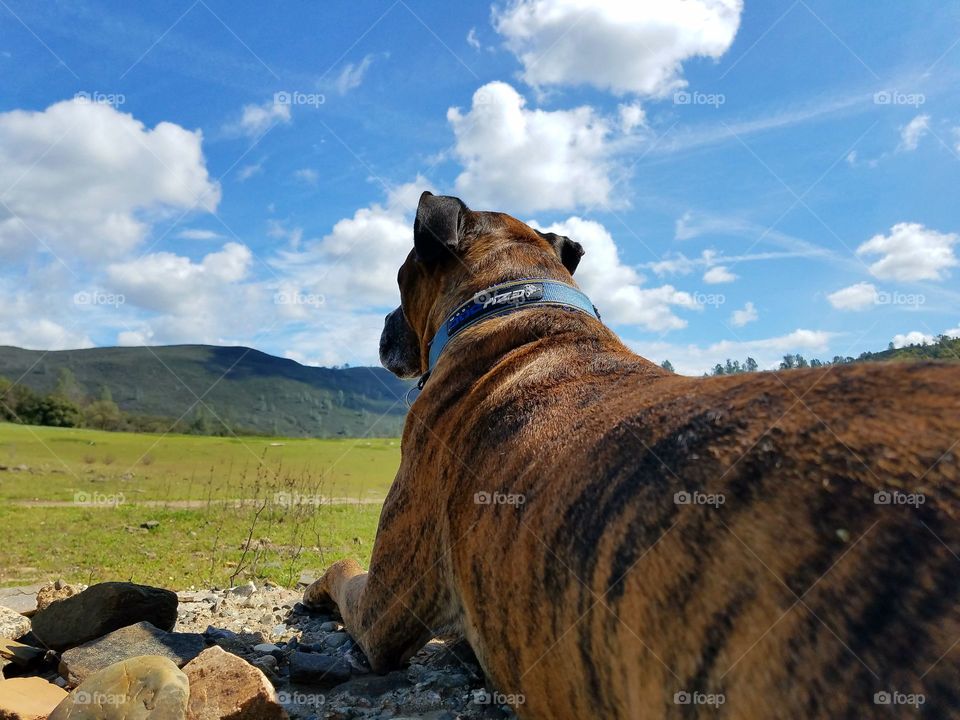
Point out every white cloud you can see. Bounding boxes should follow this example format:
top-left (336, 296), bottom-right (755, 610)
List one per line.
top-left (294, 168), bottom-right (319, 185)
top-left (0, 318), bottom-right (93, 351)
top-left (271, 177), bottom-right (432, 310)
top-left (0, 99), bottom-right (219, 262)
top-left (857, 223), bottom-right (958, 282)
top-left (334, 55), bottom-right (375, 94)
top-left (176, 229), bottom-right (224, 241)
top-left (531, 216), bottom-right (697, 331)
top-left (467, 27), bottom-right (482, 49)
top-left (892, 331), bottom-right (933, 348)
top-left (117, 328), bottom-right (154, 346)
top-left (618, 102), bottom-right (646, 132)
top-left (827, 281), bottom-right (878, 311)
top-left (226, 98), bottom-right (291, 138)
top-left (730, 301), bottom-right (757, 327)
top-left (493, 0), bottom-right (743, 96)
top-left (703, 265), bottom-right (736, 284)
top-left (106, 242), bottom-right (253, 315)
top-left (630, 329), bottom-right (835, 376)
top-left (448, 82), bottom-right (624, 213)
top-left (898, 114), bottom-right (930, 152)
top-left (237, 161), bottom-right (264, 181)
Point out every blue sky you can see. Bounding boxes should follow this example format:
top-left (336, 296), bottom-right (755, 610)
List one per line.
top-left (1, 0), bottom-right (958, 374)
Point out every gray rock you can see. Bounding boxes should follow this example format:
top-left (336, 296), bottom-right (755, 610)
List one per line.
top-left (0, 605), bottom-right (31, 640)
top-left (31, 582), bottom-right (178, 651)
top-left (289, 651), bottom-right (351, 685)
top-left (334, 671), bottom-right (411, 697)
top-left (254, 643), bottom-right (282, 654)
top-left (319, 621), bottom-right (340, 632)
top-left (324, 632), bottom-right (350, 648)
top-left (58, 621), bottom-right (207, 685)
top-left (0, 584), bottom-right (42, 616)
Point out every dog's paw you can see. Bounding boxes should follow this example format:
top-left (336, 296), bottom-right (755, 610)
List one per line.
top-left (302, 558), bottom-right (365, 610)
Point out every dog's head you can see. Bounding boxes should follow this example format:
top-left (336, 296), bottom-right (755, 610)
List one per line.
top-left (379, 191), bottom-right (584, 378)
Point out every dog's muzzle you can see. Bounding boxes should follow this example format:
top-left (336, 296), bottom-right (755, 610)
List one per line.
top-left (380, 307), bottom-right (422, 379)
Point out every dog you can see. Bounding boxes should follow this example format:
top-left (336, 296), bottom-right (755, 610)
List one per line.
top-left (305, 191), bottom-right (960, 719)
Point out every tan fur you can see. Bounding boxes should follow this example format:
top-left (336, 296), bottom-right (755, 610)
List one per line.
top-left (305, 205), bottom-right (960, 719)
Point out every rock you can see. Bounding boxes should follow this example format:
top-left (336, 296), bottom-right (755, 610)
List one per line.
top-left (0, 639), bottom-right (46, 669)
top-left (297, 571), bottom-right (318, 588)
top-left (59, 622), bottom-right (206, 686)
top-left (48, 655), bottom-right (188, 720)
top-left (0, 677), bottom-right (68, 719)
top-left (0, 607), bottom-right (30, 641)
top-left (229, 582), bottom-right (257, 598)
top-left (34, 582), bottom-right (82, 613)
top-left (318, 621), bottom-right (340, 632)
top-left (140, 520), bottom-right (160, 530)
top-left (32, 583), bottom-right (178, 650)
top-left (0, 586), bottom-right (42, 617)
top-left (251, 655), bottom-right (279, 674)
top-left (288, 652), bottom-right (351, 685)
top-left (334, 671), bottom-right (411, 697)
top-left (253, 643), bottom-right (281, 654)
top-left (324, 632), bottom-right (350, 649)
top-left (182, 646), bottom-right (288, 720)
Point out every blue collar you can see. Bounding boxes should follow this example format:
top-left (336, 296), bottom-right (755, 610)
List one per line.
top-left (422, 278), bottom-right (601, 385)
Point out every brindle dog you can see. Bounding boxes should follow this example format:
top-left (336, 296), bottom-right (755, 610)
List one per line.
top-left (305, 192), bottom-right (959, 719)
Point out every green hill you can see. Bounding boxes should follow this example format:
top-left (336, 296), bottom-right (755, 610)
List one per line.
top-left (0, 345), bottom-right (411, 438)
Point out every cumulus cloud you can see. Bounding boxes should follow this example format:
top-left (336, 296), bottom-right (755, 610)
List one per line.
top-left (226, 98), bottom-right (291, 138)
top-left (827, 281), bottom-right (878, 311)
top-left (892, 331), bottom-right (933, 348)
top-left (271, 177), bottom-right (431, 310)
top-left (857, 223), bottom-right (958, 282)
top-left (703, 265), bottom-right (736, 284)
top-left (898, 114), bottom-right (930, 152)
top-left (106, 242), bottom-right (253, 315)
top-left (493, 0), bottom-right (743, 96)
top-left (448, 82), bottom-right (627, 213)
top-left (0, 318), bottom-right (93, 351)
top-left (0, 99), bottom-right (219, 262)
top-left (630, 328), bottom-right (835, 376)
top-left (530, 216), bottom-right (697, 331)
top-left (730, 301), bottom-right (757, 327)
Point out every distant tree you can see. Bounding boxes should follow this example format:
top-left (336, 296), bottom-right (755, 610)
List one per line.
top-left (55, 368), bottom-right (85, 404)
top-left (712, 363), bottom-right (725, 376)
top-left (0, 376), bottom-right (16, 421)
top-left (85, 398), bottom-right (122, 430)
top-left (191, 407), bottom-right (213, 435)
top-left (98, 385), bottom-right (114, 403)
top-left (660, 360), bottom-right (675, 373)
top-left (33, 396), bottom-right (82, 427)
top-left (744, 357), bottom-right (759, 373)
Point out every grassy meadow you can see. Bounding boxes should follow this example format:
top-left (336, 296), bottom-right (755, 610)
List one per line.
top-left (0, 422), bottom-right (401, 589)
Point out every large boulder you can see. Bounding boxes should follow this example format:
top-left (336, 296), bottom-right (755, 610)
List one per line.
top-left (182, 646), bottom-right (288, 720)
top-left (0, 677), bottom-right (68, 720)
top-left (0, 586), bottom-right (42, 617)
top-left (59, 622), bottom-right (206, 687)
top-left (31, 583), bottom-right (177, 651)
top-left (0, 608), bottom-right (29, 641)
top-left (49, 656), bottom-right (188, 720)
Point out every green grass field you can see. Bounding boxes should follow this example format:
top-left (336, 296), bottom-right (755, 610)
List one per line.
top-left (0, 422), bottom-right (401, 589)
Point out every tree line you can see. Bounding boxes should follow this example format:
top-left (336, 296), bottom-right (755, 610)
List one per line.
top-left (0, 368), bottom-right (235, 434)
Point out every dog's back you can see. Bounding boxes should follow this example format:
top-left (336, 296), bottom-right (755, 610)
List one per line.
top-left (441, 353), bottom-right (959, 719)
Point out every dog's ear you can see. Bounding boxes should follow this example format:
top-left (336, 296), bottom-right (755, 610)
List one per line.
top-left (537, 230), bottom-right (585, 275)
top-left (414, 191), bottom-right (468, 264)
